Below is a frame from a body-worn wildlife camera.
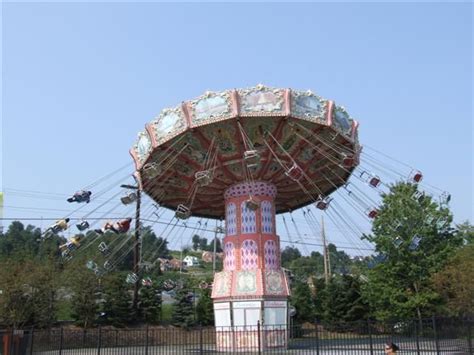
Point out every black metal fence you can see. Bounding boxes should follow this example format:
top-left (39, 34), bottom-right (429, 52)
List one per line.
top-left (1, 317), bottom-right (472, 354)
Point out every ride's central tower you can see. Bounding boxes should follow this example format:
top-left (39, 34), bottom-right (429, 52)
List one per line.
top-left (211, 181), bottom-right (290, 352)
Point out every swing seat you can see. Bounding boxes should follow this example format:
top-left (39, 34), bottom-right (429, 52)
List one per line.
top-left (412, 190), bottom-right (425, 203)
top-left (244, 150), bottom-right (260, 169)
top-left (409, 170), bottom-right (423, 183)
top-left (126, 273), bottom-right (139, 284)
top-left (367, 208), bottom-right (378, 219)
top-left (163, 279), bottom-right (176, 291)
top-left (98, 242), bottom-right (110, 256)
top-left (340, 154), bottom-right (355, 168)
top-left (175, 204), bottom-right (191, 220)
top-left (393, 237), bottom-right (403, 248)
top-left (436, 218), bottom-right (448, 229)
top-left (195, 170), bottom-right (213, 187)
top-left (121, 192), bottom-right (138, 205)
top-left (409, 235), bottom-right (422, 251)
top-left (141, 277), bottom-right (153, 287)
top-left (439, 192), bottom-right (451, 206)
top-left (315, 197), bottom-right (332, 210)
top-left (86, 260), bottom-right (98, 270)
top-left (199, 281), bottom-right (208, 289)
top-left (285, 163), bottom-right (303, 182)
top-left (368, 176), bottom-right (381, 188)
top-left (103, 261), bottom-right (113, 271)
top-left (245, 197), bottom-right (260, 211)
top-left (76, 220), bottom-right (90, 231)
top-left (143, 162), bottom-right (161, 178)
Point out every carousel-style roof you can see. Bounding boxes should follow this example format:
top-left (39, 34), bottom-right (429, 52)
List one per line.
top-left (130, 84), bottom-right (360, 219)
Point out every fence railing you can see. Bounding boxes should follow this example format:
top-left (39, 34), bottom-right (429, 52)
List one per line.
top-left (1, 317), bottom-right (472, 354)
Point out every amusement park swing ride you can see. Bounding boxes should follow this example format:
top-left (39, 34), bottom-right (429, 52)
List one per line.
top-left (41, 85), bottom-right (451, 351)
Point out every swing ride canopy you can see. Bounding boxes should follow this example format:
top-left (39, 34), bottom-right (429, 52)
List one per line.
top-left (130, 85), bottom-right (360, 219)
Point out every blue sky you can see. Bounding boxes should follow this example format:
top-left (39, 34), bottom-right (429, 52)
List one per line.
top-left (1, 2), bottom-right (472, 255)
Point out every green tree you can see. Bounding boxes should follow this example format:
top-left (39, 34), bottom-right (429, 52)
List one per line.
top-left (102, 274), bottom-right (132, 327)
top-left (138, 283), bottom-right (162, 324)
top-left (172, 284), bottom-right (196, 328)
top-left (196, 288), bottom-right (214, 326)
top-left (0, 260), bottom-right (57, 328)
top-left (68, 266), bottom-right (99, 328)
top-left (291, 281), bottom-right (315, 323)
top-left (281, 246), bottom-right (302, 267)
top-left (432, 244), bottom-right (474, 316)
top-left (362, 182), bottom-right (463, 321)
top-left (322, 275), bottom-right (369, 326)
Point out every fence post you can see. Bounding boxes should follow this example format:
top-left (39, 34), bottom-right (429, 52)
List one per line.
top-left (58, 327), bottom-right (64, 355)
top-left (257, 321), bottom-right (262, 355)
top-left (97, 326), bottom-right (102, 355)
top-left (199, 324), bottom-right (203, 355)
top-left (9, 328), bottom-right (14, 355)
top-left (432, 316), bottom-right (440, 355)
top-left (367, 319), bottom-right (374, 355)
top-left (314, 322), bottom-right (320, 355)
top-left (414, 320), bottom-right (421, 355)
top-left (145, 324), bottom-right (149, 355)
top-left (467, 319), bottom-right (473, 355)
top-left (29, 327), bottom-right (35, 355)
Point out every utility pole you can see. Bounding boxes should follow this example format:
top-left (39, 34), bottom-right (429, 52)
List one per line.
top-left (321, 215), bottom-right (330, 285)
top-left (121, 184), bottom-right (141, 313)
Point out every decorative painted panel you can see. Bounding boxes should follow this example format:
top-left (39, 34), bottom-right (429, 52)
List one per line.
top-left (133, 131), bottom-right (152, 163)
top-left (241, 202), bottom-right (257, 234)
top-left (291, 90), bottom-right (327, 122)
top-left (264, 240), bottom-right (278, 270)
top-left (212, 271), bottom-right (232, 298)
top-left (224, 242), bottom-right (236, 271)
top-left (226, 203), bottom-right (237, 236)
top-left (236, 270), bottom-right (257, 293)
top-left (190, 91), bottom-right (232, 125)
top-left (332, 106), bottom-right (352, 134)
top-left (152, 107), bottom-right (187, 145)
top-left (265, 270), bottom-right (286, 295)
top-left (261, 201), bottom-right (273, 234)
top-left (239, 85), bottom-right (284, 114)
top-left (241, 239), bottom-right (258, 270)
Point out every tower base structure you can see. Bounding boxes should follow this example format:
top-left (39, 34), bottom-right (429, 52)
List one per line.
top-left (212, 182), bottom-right (290, 352)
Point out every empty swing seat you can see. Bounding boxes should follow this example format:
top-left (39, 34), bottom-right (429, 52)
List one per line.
top-left (143, 162), bottom-right (161, 178)
top-left (367, 208), bottom-right (379, 219)
top-left (340, 154), bottom-right (355, 168)
top-left (126, 273), bottom-right (139, 284)
top-left (285, 163), bottom-right (303, 182)
top-left (121, 192), bottom-right (138, 205)
top-left (103, 261), bottom-right (113, 271)
top-left (409, 170), bottom-right (423, 183)
top-left (195, 170), bottom-right (213, 187)
top-left (244, 150), bottom-right (260, 168)
top-left (412, 190), bottom-right (425, 203)
top-left (76, 220), bottom-right (90, 231)
top-left (86, 260), bottom-right (98, 271)
top-left (245, 197), bottom-right (260, 211)
top-left (315, 197), bottom-right (332, 210)
top-left (163, 279), bottom-right (176, 291)
top-left (98, 242), bottom-right (110, 256)
top-left (175, 204), bottom-right (191, 220)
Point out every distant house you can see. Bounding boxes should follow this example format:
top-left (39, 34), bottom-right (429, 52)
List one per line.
top-left (183, 255), bottom-right (200, 267)
top-left (201, 251), bottom-right (224, 263)
top-left (168, 258), bottom-right (184, 270)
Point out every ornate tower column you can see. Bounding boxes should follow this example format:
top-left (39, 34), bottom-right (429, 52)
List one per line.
top-left (212, 181), bottom-right (290, 352)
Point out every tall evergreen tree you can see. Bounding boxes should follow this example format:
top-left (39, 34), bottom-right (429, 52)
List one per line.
top-left (196, 288), bottom-right (213, 326)
top-left (69, 267), bottom-right (99, 328)
top-left (102, 274), bottom-right (132, 327)
top-left (172, 284), bottom-right (196, 328)
top-left (138, 283), bottom-right (162, 324)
